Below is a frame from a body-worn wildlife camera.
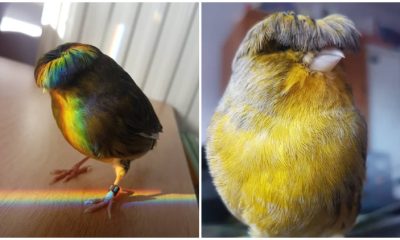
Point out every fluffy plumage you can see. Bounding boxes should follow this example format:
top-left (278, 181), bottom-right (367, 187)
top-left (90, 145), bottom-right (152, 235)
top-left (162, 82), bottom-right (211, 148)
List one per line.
top-left (207, 12), bottom-right (366, 237)
top-left (234, 11), bottom-right (360, 62)
top-left (35, 43), bottom-right (162, 214)
top-left (35, 43), bottom-right (162, 160)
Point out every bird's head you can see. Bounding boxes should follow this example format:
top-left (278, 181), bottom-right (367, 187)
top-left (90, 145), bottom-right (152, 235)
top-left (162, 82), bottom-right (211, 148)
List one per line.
top-left (236, 11), bottom-right (359, 59)
top-left (231, 11), bottom-right (360, 98)
top-left (34, 43), bottom-right (100, 90)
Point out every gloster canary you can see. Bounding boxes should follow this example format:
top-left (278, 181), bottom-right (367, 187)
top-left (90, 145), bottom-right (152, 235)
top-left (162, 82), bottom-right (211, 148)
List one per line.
top-left (206, 12), bottom-right (367, 237)
top-left (34, 43), bottom-right (162, 215)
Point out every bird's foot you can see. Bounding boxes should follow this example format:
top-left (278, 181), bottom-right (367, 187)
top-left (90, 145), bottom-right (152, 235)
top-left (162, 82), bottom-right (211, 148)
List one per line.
top-left (50, 157), bottom-right (90, 184)
top-left (84, 185), bottom-right (120, 219)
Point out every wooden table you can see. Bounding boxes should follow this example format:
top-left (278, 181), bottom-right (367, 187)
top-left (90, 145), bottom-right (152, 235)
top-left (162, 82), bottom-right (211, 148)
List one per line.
top-left (0, 57), bottom-right (199, 237)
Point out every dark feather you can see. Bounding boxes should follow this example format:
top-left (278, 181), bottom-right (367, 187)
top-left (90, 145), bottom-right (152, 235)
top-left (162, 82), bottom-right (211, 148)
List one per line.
top-left (38, 43), bottom-right (162, 160)
top-left (73, 53), bottom-right (162, 159)
top-left (234, 11), bottom-right (360, 64)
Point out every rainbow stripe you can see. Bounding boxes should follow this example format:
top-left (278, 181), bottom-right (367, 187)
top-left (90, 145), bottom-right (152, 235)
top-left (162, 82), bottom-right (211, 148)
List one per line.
top-left (0, 189), bottom-right (197, 207)
top-left (35, 44), bottom-right (98, 89)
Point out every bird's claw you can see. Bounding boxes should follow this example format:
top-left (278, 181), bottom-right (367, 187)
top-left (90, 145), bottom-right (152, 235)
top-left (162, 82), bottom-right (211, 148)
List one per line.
top-left (84, 198), bottom-right (114, 219)
top-left (50, 165), bottom-right (91, 184)
top-left (64, 166), bottom-right (91, 182)
top-left (51, 169), bottom-right (68, 175)
top-left (83, 186), bottom-right (120, 219)
top-left (84, 198), bottom-right (103, 205)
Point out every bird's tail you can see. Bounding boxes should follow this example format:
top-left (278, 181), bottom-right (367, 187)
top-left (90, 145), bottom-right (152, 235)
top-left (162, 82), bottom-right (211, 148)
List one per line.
top-left (34, 43), bottom-right (100, 89)
top-left (234, 12), bottom-right (360, 64)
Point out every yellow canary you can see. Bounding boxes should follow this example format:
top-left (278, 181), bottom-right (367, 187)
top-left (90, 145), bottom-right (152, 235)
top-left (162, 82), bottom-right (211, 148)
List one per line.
top-left (206, 12), bottom-right (367, 237)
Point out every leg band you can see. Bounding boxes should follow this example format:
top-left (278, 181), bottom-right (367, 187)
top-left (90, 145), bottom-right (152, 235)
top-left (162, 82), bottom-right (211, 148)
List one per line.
top-left (109, 184), bottom-right (120, 196)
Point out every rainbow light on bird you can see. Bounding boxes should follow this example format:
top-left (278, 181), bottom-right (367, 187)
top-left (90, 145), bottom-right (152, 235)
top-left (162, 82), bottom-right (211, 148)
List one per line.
top-left (35, 43), bottom-right (101, 157)
top-left (51, 91), bottom-right (92, 155)
top-left (0, 189), bottom-right (197, 207)
top-left (34, 44), bottom-right (99, 89)
top-left (34, 43), bottom-right (100, 157)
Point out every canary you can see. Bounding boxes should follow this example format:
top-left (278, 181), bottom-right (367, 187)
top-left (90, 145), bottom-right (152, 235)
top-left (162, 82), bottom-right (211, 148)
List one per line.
top-left (206, 12), bottom-right (367, 237)
top-left (34, 43), bottom-right (162, 215)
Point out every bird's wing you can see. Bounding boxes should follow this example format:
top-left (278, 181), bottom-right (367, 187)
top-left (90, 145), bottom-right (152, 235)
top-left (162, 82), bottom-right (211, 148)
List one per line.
top-left (82, 57), bottom-right (163, 159)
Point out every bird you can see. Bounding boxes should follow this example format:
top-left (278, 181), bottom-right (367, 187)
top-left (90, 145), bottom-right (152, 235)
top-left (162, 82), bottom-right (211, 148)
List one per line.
top-left (34, 43), bottom-right (163, 216)
top-left (206, 12), bottom-right (367, 237)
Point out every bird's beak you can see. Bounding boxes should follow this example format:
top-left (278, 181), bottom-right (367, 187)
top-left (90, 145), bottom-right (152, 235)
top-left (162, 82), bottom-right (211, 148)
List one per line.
top-left (42, 88), bottom-right (47, 94)
top-left (309, 48), bottom-right (345, 72)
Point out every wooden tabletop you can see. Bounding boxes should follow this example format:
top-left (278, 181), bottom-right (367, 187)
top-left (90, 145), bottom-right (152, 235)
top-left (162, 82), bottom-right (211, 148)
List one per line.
top-left (0, 57), bottom-right (199, 237)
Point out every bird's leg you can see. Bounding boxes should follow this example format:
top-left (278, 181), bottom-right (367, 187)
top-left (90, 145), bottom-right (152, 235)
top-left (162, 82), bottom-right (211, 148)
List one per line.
top-left (50, 156), bottom-right (91, 183)
top-left (84, 159), bottom-right (131, 218)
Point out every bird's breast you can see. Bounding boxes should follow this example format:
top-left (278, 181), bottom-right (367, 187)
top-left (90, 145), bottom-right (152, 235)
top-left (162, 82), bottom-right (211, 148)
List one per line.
top-left (207, 111), bottom-right (365, 236)
top-left (50, 91), bottom-right (93, 156)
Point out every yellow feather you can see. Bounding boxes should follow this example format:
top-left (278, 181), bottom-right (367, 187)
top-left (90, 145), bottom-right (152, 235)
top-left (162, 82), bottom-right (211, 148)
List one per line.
top-left (207, 48), bottom-right (366, 236)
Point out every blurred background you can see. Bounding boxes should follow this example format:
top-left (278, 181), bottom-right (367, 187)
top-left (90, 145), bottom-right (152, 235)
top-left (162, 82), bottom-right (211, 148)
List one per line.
top-left (0, 2), bottom-right (199, 195)
top-left (202, 2), bottom-right (400, 237)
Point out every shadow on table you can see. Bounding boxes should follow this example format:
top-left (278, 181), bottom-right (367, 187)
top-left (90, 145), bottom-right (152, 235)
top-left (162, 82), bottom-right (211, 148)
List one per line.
top-left (113, 189), bottom-right (198, 209)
